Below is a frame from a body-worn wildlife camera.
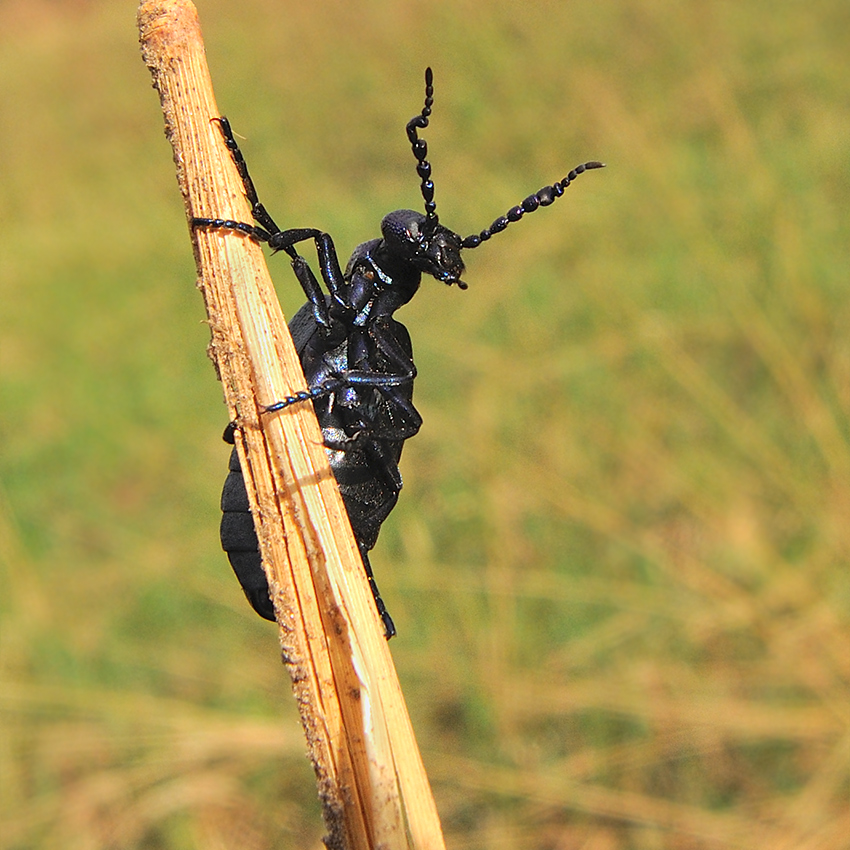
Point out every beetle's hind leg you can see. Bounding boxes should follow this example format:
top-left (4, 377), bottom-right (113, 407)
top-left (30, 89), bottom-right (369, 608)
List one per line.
top-left (360, 548), bottom-right (396, 639)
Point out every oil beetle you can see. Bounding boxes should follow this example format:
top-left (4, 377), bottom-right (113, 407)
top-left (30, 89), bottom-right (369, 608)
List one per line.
top-left (194, 69), bottom-right (603, 638)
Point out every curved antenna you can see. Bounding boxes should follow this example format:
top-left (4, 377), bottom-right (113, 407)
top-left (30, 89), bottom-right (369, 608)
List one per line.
top-left (406, 67), bottom-right (438, 230)
top-left (462, 161), bottom-right (606, 249)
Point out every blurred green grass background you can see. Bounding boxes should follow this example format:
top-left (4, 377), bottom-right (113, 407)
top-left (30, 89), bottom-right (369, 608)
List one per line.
top-left (2, 0), bottom-right (849, 847)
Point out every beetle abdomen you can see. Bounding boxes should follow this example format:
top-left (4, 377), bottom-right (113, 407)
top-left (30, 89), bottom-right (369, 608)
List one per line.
top-left (220, 445), bottom-right (276, 622)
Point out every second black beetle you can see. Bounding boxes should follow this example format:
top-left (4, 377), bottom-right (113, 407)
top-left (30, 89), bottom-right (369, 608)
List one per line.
top-left (194, 68), bottom-right (603, 638)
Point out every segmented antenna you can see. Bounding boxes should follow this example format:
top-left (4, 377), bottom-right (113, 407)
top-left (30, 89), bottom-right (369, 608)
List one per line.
top-left (406, 67), bottom-right (438, 229)
top-left (462, 161), bottom-right (606, 248)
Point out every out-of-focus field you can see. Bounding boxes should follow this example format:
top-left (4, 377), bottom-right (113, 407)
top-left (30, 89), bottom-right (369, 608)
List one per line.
top-left (1, 1), bottom-right (848, 848)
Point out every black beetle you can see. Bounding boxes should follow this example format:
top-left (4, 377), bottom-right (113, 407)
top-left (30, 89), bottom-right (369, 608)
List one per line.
top-left (193, 69), bottom-right (603, 638)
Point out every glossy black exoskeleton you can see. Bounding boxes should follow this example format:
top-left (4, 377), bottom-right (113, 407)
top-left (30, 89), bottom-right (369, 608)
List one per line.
top-left (193, 69), bottom-right (604, 638)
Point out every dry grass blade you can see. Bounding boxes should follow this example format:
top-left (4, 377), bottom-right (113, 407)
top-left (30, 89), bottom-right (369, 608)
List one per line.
top-left (136, 1), bottom-right (445, 847)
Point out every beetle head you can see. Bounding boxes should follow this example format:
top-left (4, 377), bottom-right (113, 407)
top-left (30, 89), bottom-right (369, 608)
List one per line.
top-left (380, 210), bottom-right (467, 289)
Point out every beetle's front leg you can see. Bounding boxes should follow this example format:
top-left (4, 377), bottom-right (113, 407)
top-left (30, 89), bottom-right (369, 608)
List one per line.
top-left (191, 215), bottom-right (274, 243)
top-left (192, 117), bottom-right (296, 254)
top-left (268, 228), bottom-right (347, 306)
top-left (210, 117), bottom-right (285, 240)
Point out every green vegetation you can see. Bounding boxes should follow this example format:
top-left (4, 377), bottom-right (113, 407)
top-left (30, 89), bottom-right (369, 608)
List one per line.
top-left (1, 1), bottom-right (848, 847)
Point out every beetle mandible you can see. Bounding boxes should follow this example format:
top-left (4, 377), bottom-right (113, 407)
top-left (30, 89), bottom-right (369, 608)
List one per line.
top-left (193, 68), bottom-right (604, 638)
